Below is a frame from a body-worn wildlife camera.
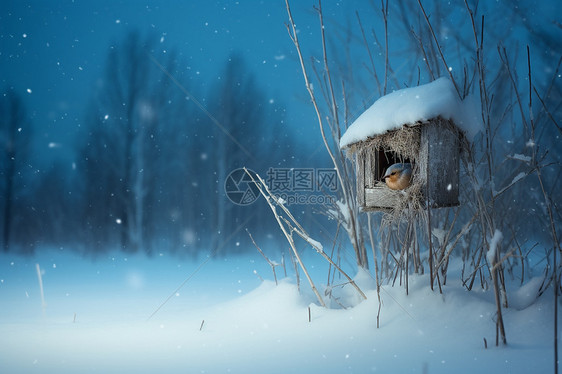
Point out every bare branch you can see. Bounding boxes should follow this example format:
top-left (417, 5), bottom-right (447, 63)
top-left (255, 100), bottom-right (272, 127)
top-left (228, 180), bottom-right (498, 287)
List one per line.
top-left (417, 0), bottom-right (460, 95)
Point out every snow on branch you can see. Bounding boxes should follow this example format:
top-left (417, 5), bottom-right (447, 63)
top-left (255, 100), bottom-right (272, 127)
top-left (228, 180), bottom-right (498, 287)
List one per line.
top-left (487, 229), bottom-right (503, 265)
top-left (492, 171), bottom-right (529, 199)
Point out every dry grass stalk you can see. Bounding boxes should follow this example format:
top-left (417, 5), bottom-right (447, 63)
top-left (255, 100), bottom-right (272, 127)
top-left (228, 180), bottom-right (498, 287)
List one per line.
top-left (247, 228), bottom-right (279, 285)
top-left (489, 248), bottom-right (507, 346)
top-left (417, 0), bottom-right (460, 96)
top-left (281, 253), bottom-right (287, 277)
top-left (35, 263), bottom-right (46, 315)
top-left (524, 45), bottom-right (560, 373)
top-left (460, 0), bottom-right (507, 345)
top-left (426, 181), bottom-right (435, 291)
top-left (325, 222), bottom-right (341, 288)
top-left (245, 168), bottom-right (367, 304)
top-left (368, 213), bottom-right (382, 328)
top-left (290, 252), bottom-right (301, 292)
top-left (286, 0), bottom-right (369, 269)
top-left (245, 168), bottom-right (326, 307)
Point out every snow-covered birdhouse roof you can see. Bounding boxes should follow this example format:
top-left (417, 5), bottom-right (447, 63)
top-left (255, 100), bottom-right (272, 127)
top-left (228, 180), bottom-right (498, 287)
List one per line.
top-left (339, 77), bottom-right (483, 149)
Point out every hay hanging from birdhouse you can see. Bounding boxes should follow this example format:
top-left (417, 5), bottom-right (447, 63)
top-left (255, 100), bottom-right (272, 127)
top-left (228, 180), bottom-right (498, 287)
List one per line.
top-left (345, 124), bottom-right (421, 162)
top-left (381, 178), bottom-right (427, 227)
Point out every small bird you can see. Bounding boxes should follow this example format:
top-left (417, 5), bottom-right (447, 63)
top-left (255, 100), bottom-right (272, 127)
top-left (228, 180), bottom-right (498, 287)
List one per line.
top-left (383, 163), bottom-right (412, 190)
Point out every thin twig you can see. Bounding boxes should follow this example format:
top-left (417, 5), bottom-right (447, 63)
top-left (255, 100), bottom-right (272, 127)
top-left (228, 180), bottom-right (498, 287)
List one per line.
top-left (245, 168), bottom-right (326, 307)
top-left (527, 45), bottom-right (561, 374)
top-left (381, 0), bottom-right (389, 95)
top-left (247, 229), bottom-right (279, 285)
top-left (247, 169), bottom-right (367, 301)
top-left (285, 0), bottom-right (367, 268)
top-left (368, 213), bottom-right (382, 328)
top-left (417, 0), bottom-right (460, 95)
top-left (356, 11), bottom-right (381, 95)
top-left (533, 84), bottom-right (562, 136)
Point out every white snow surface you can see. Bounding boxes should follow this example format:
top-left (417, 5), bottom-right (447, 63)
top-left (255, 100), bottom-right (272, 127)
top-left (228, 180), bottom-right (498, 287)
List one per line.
top-left (340, 77), bottom-right (483, 148)
top-left (0, 248), bottom-right (556, 374)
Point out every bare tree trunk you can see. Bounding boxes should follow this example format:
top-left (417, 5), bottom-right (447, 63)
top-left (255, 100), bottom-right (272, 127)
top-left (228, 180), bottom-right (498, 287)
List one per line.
top-left (1, 92), bottom-right (25, 252)
top-left (132, 121), bottom-right (146, 251)
top-left (2, 126), bottom-right (15, 251)
top-left (2, 156), bottom-right (14, 251)
top-left (121, 112), bottom-right (134, 250)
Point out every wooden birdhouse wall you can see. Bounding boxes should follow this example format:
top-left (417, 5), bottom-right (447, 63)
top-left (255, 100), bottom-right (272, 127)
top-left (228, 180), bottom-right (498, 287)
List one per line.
top-left (419, 118), bottom-right (460, 208)
top-left (355, 148), bottom-right (378, 207)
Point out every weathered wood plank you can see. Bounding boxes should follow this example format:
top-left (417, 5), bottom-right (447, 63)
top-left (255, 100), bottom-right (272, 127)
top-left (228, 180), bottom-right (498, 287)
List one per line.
top-left (365, 149), bottom-right (375, 188)
top-left (356, 149), bottom-right (366, 206)
top-left (364, 185), bottom-right (402, 210)
top-left (420, 118), bottom-right (460, 207)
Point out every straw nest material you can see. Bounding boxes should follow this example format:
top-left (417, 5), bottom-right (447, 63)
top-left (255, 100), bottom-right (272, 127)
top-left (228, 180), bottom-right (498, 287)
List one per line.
top-left (345, 123), bottom-right (421, 162)
top-left (381, 178), bottom-right (426, 227)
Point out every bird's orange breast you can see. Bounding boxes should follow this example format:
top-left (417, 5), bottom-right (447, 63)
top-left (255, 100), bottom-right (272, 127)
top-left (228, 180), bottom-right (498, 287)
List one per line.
top-left (385, 171), bottom-right (412, 190)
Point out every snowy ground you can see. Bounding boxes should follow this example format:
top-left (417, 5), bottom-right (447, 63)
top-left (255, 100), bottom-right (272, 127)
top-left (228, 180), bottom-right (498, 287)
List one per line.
top-left (0, 247), bottom-right (557, 373)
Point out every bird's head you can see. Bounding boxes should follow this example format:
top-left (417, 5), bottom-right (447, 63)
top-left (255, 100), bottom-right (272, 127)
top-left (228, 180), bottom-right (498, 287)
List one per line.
top-left (383, 163), bottom-right (413, 190)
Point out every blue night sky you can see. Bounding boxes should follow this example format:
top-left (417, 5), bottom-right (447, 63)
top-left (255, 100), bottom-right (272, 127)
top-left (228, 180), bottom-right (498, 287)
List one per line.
top-left (1, 0), bottom-right (372, 167)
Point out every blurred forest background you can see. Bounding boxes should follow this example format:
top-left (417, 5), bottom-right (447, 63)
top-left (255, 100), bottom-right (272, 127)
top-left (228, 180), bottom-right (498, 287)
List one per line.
top-left (0, 0), bottom-right (560, 260)
top-left (0, 31), bottom-right (322, 255)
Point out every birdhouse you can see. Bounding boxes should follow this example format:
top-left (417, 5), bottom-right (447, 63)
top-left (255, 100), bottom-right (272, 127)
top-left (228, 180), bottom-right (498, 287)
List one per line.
top-left (340, 78), bottom-right (481, 212)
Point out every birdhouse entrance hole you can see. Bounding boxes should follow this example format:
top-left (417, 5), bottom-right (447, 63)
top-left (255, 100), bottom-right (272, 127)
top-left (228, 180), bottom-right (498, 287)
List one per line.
top-left (377, 150), bottom-right (413, 182)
